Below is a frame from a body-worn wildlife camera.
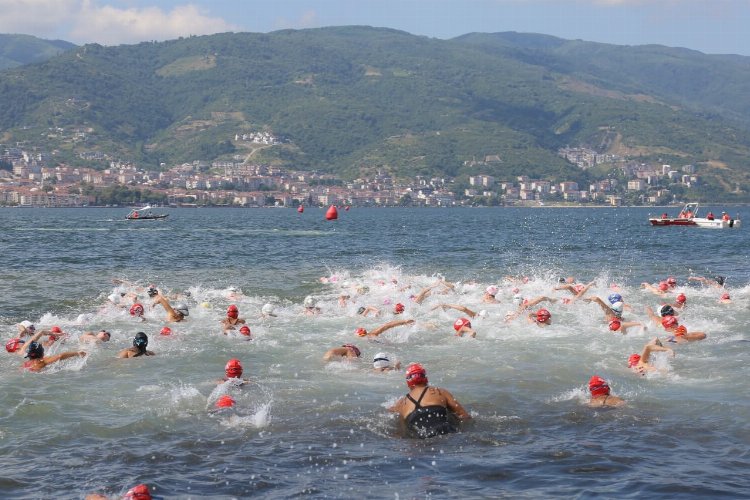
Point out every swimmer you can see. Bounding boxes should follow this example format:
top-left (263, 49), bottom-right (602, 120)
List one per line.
top-left (628, 338), bottom-right (674, 375)
top-left (43, 325), bottom-right (69, 347)
top-left (659, 315), bottom-right (706, 343)
top-left (356, 305), bottom-right (381, 317)
top-left (482, 285), bottom-right (500, 304)
top-left (86, 483), bottom-right (153, 500)
top-left (584, 296), bottom-right (629, 321)
top-left (129, 303), bottom-right (146, 322)
top-left (217, 358), bottom-right (250, 385)
top-left (355, 318), bottom-right (415, 338)
top-left (235, 325), bottom-right (252, 338)
top-left (388, 363), bottom-right (471, 438)
top-left (672, 293), bottom-right (687, 309)
top-left (214, 394), bottom-right (236, 410)
top-left (719, 292), bottom-right (732, 304)
top-left (17, 320), bottom-right (36, 338)
top-left (21, 341), bottom-right (87, 372)
top-left (372, 352), bottom-right (401, 372)
top-left (303, 296), bottom-right (322, 315)
top-left (152, 292), bottom-right (188, 322)
top-left (641, 281), bottom-right (670, 295)
top-left (527, 308), bottom-right (552, 327)
top-left (6, 328), bottom-right (58, 356)
top-left (688, 275), bottom-right (726, 289)
top-left (261, 303), bottom-right (277, 318)
top-left (607, 318), bottom-right (645, 335)
top-left (504, 294), bottom-right (557, 321)
top-left (587, 376), bottom-right (625, 407)
top-left (221, 304), bottom-right (246, 331)
top-left (645, 305), bottom-right (679, 325)
top-left (393, 302), bottom-right (406, 315)
top-left (554, 280), bottom-right (595, 302)
top-left (323, 343), bottom-right (361, 361)
top-left (338, 294), bottom-right (351, 307)
top-left (79, 330), bottom-right (111, 343)
top-left (117, 332), bottom-right (155, 358)
top-left (431, 303), bottom-right (482, 319)
top-left (452, 317), bottom-right (476, 338)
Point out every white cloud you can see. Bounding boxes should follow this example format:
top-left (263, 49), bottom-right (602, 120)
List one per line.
top-left (273, 9), bottom-right (320, 31)
top-left (0, 0), bottom-right (237, 45)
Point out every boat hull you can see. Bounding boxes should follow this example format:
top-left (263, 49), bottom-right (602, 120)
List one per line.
top-left (649, 217), bottom-right (740, 228)
top-left (126, 214), bottom-right (169, 220)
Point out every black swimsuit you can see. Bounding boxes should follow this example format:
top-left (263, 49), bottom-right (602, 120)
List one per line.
top-left (404, 387), bottom-right (458, 438)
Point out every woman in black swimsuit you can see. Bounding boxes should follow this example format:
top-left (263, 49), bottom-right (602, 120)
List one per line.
top-left (388, 363), bottom-right (471, 438)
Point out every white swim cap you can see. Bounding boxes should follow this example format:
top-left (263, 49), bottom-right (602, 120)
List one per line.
top-left (610, 301), bottom-right (624, 314)
top-left (478, 310), bottom-right (489, 318)
top-left (174, 303), bottom-right (189, 317)
top-left (20, 320), bottom-right (34, 329)
top-left (512, 294), bottom-right (524, 306)
top-left (262, 303), bottom-right (275, 315)
top-left (304, 295), bottom-right (316, 308)
top-left (373, 353), bottom-right (390, 369)
top-left (108, 293), bottom-right (120, 304)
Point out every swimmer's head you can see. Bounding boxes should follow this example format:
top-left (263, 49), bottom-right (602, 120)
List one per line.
top-left (342, 344), bottom-right (361, 357)
top-left (610, 302), bottom-right (624, 317)
top-left (124, 483), bottom-right (152, 500)
top-left (676, 293), bottom-right (687, 304)
top-left (608, 319), bottom-right (621, 331)
top-left (159, 326), bottom-right (172, 336)
top-left (356, 306), bottom-right (366, 315)
top-left (607, 293), bottom-right (622, 305)
top-left (303, 296), bottom-right (316, 308)
top-left (658, 282), bottom-right (669, 292)
top-left (721, 292), bottom-right (731, 301)
top-left (373, 352), bottom-right (391, 369)
top-left (108, 293), bottom-right (120, 304)
top-left (658, 304), bottom-right (675, 317)
top-left (130, 303), bottom-right (144, 317)
top-left (628, 353), bottom-right (641, 367)
top-left (24, 341), bottom-right (44, 359)
top-left (97, 330), bottom-right (111, 341)
top-left (666, 277), bottom-right (677, 287)
top-left (227, 304), bottom-right (239, 319)
top-left (5, 337), bottom-right (24, 353)
top-left (485, 285), bottom-right (499, 297)
top-left (50, 326), bottom-right (62, 334)
top-left (239, 325), bottom-right (252, 336)
top-left (453, 317), bottom-right (471, 332)
top-left (147, 286), bottom-right (158, 298)
top-left (355, 327), bottom-right (368, 337)
top-left (19, 320), bottom-right (35, 332)
top-left (661, 315), bottom-right (678, 329)
top-left (261, 303), bottom-right (276, 317)
top-left (173, 303), bottom-right (189, 317)
top-left (215, 395), bottom-right (236, 409)
top-left (588, 376), bottom-right (610, 397)
top-left (405, 363), bottom-right (428, 388)
top-left (133, 332), bottom-right (148, 350)
top-left (535, 308), bottom-right (551, 324)
top-left (225, 358), bottom-right (243, 378)
top-left (512, 294), bottom-right (524, 306)
top-left (675, 325), bottom-right (688, 337)
top-left (394, 303), bottom-right (405, 314)
top-left (715, 276), bottom-right (726, 286)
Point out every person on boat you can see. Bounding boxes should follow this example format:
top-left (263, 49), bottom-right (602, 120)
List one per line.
top-left (21, 341), bottom-right (87, 372)
top-left (452, 317), bottom-right (476, 338)
top-left (79, 330), bottom-right (111, 344)
top-left (688, 275), bottom-right (726, 288)
top-left (587, 376), bottom-right (625, 407)
top-left (303, 296), bottom-right (322, 315)
top-left (221, 304), bottom-right (245, 331)
top-left (117, 332), bottom-right (155, 358)
top-left (323, 343), bottom-right (361, 361)
top-left (388, 363), bottom-right (471, 438)
top-left (628, 338), bottom-right (674, 376)
top-left (373, 352), bottom-right (401, 372)
top-left (355, 318), bottom-right (415, 338)
top-left (482, 285), bottom-right (500, 304)
top-left (706, 212), bottom-right (715, 221)
top-left (152, 292), bottom-right (188, 322)
top-left (722, 211), bottom-right (731, 221)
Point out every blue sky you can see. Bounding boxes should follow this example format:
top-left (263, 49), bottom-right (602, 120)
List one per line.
top-left (1, 0), bottom-right (748, 55)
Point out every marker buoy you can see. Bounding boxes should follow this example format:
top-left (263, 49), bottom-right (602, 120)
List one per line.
top-left (325, 205), bottom-right (338, 220)
top-left (297, 205), bottom-right (304, 213)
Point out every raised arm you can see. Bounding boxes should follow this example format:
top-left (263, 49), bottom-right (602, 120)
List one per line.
top-left (432, 303), bottom-right (477, 318)
top-left (370, 318), bottom-right (415, 337)
top-left (524, 296), bottom-right (557, 309)
top-left (584, 296), bottom-right (609, 312)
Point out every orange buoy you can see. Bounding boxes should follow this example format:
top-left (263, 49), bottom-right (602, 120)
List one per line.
top-left (297, 205), bottom-right (304, 213)
top-left (325, 204), bottom-right (338, 220)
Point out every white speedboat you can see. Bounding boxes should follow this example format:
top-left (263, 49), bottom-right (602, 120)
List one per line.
top-left (125, 205), bottom-right (169, 220)
top-left (649, 203), bottom-right (740, 228)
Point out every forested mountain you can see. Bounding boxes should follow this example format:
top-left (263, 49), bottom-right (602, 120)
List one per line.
top-left (1, 27), bottom-right (749, 196)
top-left (0, 34), bottom-right (76, 70)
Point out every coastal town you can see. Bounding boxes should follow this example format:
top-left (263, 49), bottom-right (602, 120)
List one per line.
top-left (0, 139), bottom-right (701, 208)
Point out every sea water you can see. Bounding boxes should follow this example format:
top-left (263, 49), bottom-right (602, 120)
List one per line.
top-left (0, 206), bottom-right (748, 499)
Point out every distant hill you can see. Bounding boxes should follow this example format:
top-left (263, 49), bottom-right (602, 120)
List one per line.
top-left (0, 27), bottom-right (749, 199)
top-left (0, 34), bottom-right (76, 69)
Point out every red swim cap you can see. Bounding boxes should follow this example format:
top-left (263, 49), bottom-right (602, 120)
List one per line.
top-left (51, 326), bottom-right (62, 334)
top-left (355, 327), bottom-right (368, 337)
top-left (124, 484), bottom-right (152, 500)
top-left (588, 375), bottom-right (610, 397)
top-left (661, 315), bottom-right (678, 329)
top-left (667, 277), bottom-right (677, 287)
top-left (453, 317), bottom-right (472, 332)
top-left (227, 304), bottom-right (239, 319)
top-left (160, 326), bottom-right (172, 336)
top-left (608, 319), bottom-right (621, 331)
top-left (130, 303), bottom-right (144, 317)
top-left (239, 325), bottom-right (251, 336)
top-left (394, 303), bottom-right (405, 314)
top-left (342, 344), bottom-right (361, 357)
top-left (658, 282), bottom-right (669, 291)
top-left (5, 337), bottom-right (23, 353)
top-left (573, 284), bottom-right (585, 294)
top-left (676, 293), bottom-right (687, 304)
top-left (628, 354), bottom-right (641, 367)
top-left (536, 308), bottom-right (551, 323)
top-left (225, 358), bottom-right (243, 378)
top-left (405, 363), bottom-right (428, 388)
top-left (215, 395), bottom-right (236, 408)
top-left (721, 292), bottom-right (730, 300)
top-left (675, 325), bottom-right (688, 337)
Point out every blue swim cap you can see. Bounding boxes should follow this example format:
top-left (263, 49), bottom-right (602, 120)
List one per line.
top-left (607, 293), bottom-right (623, 305)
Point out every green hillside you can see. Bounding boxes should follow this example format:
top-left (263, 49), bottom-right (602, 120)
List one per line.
top-left (1, 27), bottom-right (750, 196)
top-left (0, 34), bottom-right (76, 69)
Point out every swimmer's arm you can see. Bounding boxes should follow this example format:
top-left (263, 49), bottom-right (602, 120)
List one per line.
top-left (525, 296), bottom-right (556, 309)
top-left (570, 282), bottom-right (595, 302)
top-left (387, 397), bottom-right (405, 414)
top-left (370, 319), bottom-right (415, 336)
top-left (441, 389), bottom-right (471, 421)
top-left (644, 307), bottom-right (661, 324)
top-left (46, 351), bottom-right (86, 364)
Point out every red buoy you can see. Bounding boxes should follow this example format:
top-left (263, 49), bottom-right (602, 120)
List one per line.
top-left (325, 205), bottom-right (338, 220)
top-left (297, 205), bottom-right (304, 213)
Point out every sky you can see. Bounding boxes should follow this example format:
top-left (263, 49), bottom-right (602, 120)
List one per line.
top-left (0, 0), bottom-right (748, 56)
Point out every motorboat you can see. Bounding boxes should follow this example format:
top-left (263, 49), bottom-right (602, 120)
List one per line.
top-left (649, 203), bottom-right (740, 228)
top-left (125, 205), bottom-right (169, 220)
